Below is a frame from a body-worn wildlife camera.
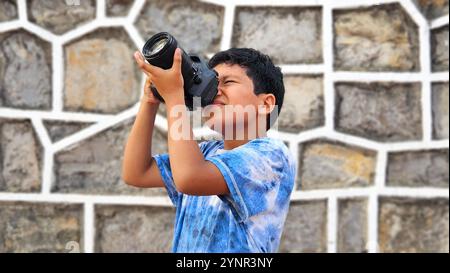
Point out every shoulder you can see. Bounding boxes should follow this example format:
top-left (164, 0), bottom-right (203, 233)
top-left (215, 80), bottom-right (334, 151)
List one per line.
top-left (198, 140), bottom-right (222, 155)
top-left (248, 138), bottom-right (296, 175)
top-left (244, 137), bottom-right (290, 157)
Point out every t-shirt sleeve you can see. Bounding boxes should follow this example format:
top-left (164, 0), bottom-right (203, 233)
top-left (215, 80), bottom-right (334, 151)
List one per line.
top-left (152, 141), bottom-right (211, 206)
top-left (152, 153), bottom-right (180, 206)
top-left (205, 138), bottom-right (293, 223)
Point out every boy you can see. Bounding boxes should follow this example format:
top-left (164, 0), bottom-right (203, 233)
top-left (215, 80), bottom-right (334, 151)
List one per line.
top-left (122, 47), bottom-right (296, 253)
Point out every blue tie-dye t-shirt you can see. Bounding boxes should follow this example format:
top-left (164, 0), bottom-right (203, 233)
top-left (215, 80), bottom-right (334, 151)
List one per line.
top-left (153, 137), bottom-right (296, 253)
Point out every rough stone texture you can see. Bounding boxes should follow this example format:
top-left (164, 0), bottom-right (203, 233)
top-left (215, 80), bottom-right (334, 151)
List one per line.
top-left (432, 82), bottom-right (449, 139)
top-left (135, 0), bottom-right (224, 57)
top-left (298, 140), bottom-right (376, 190)
top-left (334, 4), bottom-right (420, 72)
top-left (64, 28), bottom-right (141, 114)
top-left (43, 120), bottom-right (93, 143)
top-left (0, 0), bottom-right (17, 22)
top-left (0, 202), bottom-right (83, 253)
top-left (95, 205), bottom-right (175, 253)
top-left (278, 76), bottom-right (324, 133)
top-left (387, 149), bottom-right (449, 188)
top-left (53, 118), bottom-right (168, 196)
top-left (28, 0), bottom-right (96, 35)
top-left (279, 200), bottom-right (327, 253)
top-left (338, 198), bottom-right (368, 253)
top-left (0, 119), bottom-right (42, 193)
top-left (335, 82), bottom-right (422, 142)
top-left (0, 0), bottom-right (448, 254)
top-left (413, 0), bottom-right (449, 20)
top-left (379, 198), bottom-right (449, 253)
top-left (431, 26), bottom-right (449, 72)
top-left (106, 0), bottom-right (135, 17)
top-left (0, 30), bottom-right (52, 110)
top-left (233, 7), bottom-right (322, 64)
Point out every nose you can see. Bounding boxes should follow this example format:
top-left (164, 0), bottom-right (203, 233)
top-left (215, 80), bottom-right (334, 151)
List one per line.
top-left (216, 86), bottom-right (223, 97)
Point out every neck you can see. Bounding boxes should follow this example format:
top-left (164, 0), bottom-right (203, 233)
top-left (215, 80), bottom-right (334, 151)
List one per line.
top-left (222, 131), bottom-right (267, 150)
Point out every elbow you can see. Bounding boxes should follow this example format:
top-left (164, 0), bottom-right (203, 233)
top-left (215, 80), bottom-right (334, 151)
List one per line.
top-left (121, 171), bottom-right (140, 187)
top-left (173, 172), bottom-right (195, 195)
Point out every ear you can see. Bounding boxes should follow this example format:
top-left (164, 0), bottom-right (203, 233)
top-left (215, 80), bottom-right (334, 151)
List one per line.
top-left (257, 93), bottom-right (276, 115)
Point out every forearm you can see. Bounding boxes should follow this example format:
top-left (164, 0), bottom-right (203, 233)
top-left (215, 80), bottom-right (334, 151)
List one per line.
top-left (166, 94), bottom-right (206, 186)
top-left (122, 99), bottom-right (159, 180)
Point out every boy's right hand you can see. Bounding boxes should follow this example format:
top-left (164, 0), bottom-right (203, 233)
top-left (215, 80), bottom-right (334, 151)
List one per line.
top-left (142, 77), bottom-right (161, 105)
top-left (134, 51), bottom-right (160, 105)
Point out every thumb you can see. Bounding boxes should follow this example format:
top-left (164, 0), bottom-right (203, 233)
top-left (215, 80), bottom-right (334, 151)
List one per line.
top-left (172, 48), bottom-right (182, 72)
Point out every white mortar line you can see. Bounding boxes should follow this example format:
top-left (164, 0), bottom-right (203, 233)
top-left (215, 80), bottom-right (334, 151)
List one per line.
top-left (330, 0), bottom-right (400, 9)
top-left (127, 0), bottom-right (146, 25)
top-left (96, 0), bottom-right (106, 20)
top-left (41, 149), bottom-right (54, 195)
top-left (375, 149), bottom-right (388, 189)
top-left (199, 0), bottom-right (227, 6)
top-left (84, 202), bottom-right (95, 253)
top-left (59, 21), bottom-right (100, 44)
top-left (1, 187), bottom-right (446, 206)
top-left (17, 0), bottom-right (27, 23)
top-left (323, 4), bottom-right (335, 132)
top-left (22, 21), bottom-right (57, 42)
top-left (31, 117), bottom-right (52, 148)
top-left (30, 118), bottom-right (54, 195)
top-left (430, 15), bottom-right (449, 29)
top-left (383, 139), bottom-right (449, 151)
top-left (0, 108), bottom-right (113, 122)
top-left (430, 72), bottom-right (450, 82)
top-left (380, 187), bottom-right (449, 197)
top-left (124, 23), bottom-right (145, 50)
top-left (0, 193), bottom-right (173, 206)
top-left (201, 0), bottom-right (324, 5)
top-left (0, 0), bottom-right (448, 255)
top-left (52, 40), bottom-right (64, 112)
top-left (220, 2), bottom-right (235, 51)
top-left (267, 128), bottom-right (313, 144)
top-left (400, 0), bottom-right (428, 27)
top-left (418, 16), bottom-right (434, 142)
top-left (422, 80), bottom-right (433, 142)
top-left (367, 192), bottom-right (378, 253)
top-left (0, 20), bottom-right (21, 32)
top-left (290, 127), bottom-right (329, 143)
top-left (333, 72), bottom-right (425, 82)
top-left (327, 196), bottom-right (337, 253)
top-left (280, 64), bottom-right (325, 74)
top-left (51, 104), bottom-right (140, 152)
top-left (289, 186), bottom-right (448, 200)
top-left (326, 131), bottom-right (384, 150)
top-left (370, 146), bottom-right (384, 253)
top-left (97, 18), bottom-right (128, 27)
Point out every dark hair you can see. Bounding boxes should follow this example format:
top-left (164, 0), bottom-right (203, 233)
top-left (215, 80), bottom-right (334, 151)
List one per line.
top-left (208, 48), bottom-right (285, 130)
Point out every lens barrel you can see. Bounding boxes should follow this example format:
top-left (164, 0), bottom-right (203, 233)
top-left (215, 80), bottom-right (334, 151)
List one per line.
top-left (142, 32), bottom-right (218, 110)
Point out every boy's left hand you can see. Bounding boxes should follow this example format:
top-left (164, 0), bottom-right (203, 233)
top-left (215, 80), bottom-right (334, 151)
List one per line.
top-left (134, 48), bottom-right (184, 104)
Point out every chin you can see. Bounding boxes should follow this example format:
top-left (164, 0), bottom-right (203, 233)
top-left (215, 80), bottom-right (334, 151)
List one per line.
top-left (205, 117), bottom-right (230, 134)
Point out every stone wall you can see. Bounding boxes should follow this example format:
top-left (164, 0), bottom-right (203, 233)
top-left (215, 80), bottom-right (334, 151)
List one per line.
top-left (0, 0), bottom-right (448, 253)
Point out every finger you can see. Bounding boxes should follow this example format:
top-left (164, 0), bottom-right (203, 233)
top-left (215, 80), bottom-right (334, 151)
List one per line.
top-left (144, 77), bottom-right (152, 90)
top-left (172, 48), bottom-right (182, 73)
top-left (134, 51), bottom-right (161, 76)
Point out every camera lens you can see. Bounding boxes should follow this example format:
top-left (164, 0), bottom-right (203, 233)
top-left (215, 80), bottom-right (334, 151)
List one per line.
top-left (148, 37), bottom-right (168, 56)
top-left (142, 32), bottom-right (179, 70)
top-left (142, 32), bottom-right (218, 109)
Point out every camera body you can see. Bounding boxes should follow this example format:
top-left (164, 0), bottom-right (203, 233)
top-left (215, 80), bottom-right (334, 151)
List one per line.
top-left (142, 32), bottom-right (218, 110)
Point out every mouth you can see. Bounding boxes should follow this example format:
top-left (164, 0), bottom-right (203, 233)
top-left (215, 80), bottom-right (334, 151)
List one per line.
top-left (212, 100), bottom-right (226, 106)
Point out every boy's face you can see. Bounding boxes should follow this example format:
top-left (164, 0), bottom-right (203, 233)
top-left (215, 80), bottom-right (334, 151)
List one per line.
top-left (202, 63), bottom-right (272, 137)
